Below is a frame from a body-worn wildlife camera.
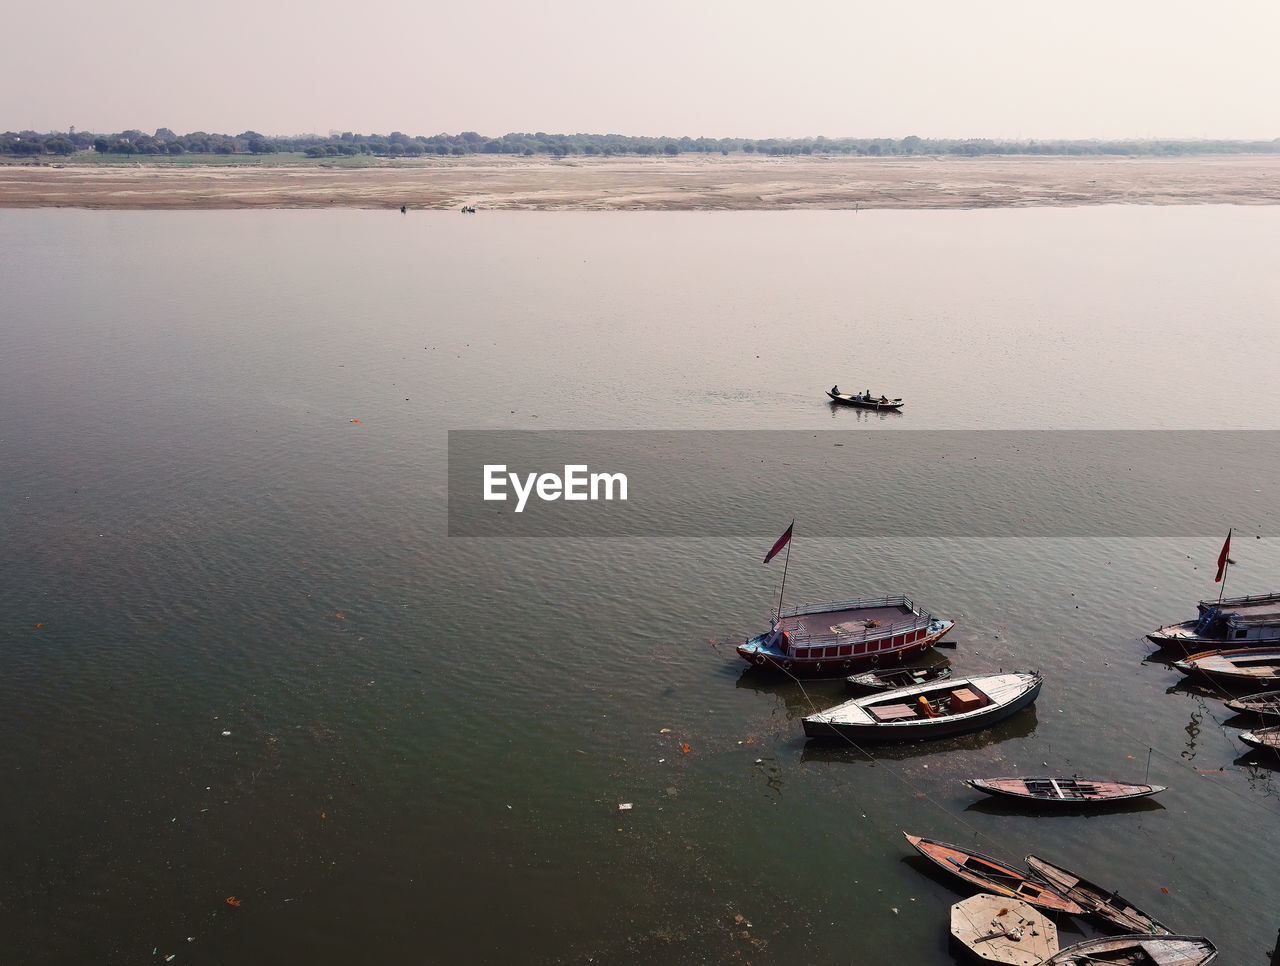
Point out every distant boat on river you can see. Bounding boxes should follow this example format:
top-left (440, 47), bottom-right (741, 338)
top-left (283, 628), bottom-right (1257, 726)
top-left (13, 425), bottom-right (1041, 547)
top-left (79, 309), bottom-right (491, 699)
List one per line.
top-left (827, 386), bottom-right (903, 411)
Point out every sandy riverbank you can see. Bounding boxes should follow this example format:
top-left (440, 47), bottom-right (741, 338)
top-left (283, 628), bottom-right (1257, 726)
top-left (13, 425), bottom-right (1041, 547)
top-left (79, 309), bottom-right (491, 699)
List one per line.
top-left (2, 154), bottom-right (1278, 210)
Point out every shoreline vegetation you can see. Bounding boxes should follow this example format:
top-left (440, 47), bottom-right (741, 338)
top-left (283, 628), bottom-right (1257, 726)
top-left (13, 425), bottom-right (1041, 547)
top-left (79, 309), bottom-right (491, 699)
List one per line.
top-left (5, 128), bottom-right (1280, 211)
top-left (5, 128), bottom-right (1279, 161)
top-left (3, 153), bottom-right (1279, 210)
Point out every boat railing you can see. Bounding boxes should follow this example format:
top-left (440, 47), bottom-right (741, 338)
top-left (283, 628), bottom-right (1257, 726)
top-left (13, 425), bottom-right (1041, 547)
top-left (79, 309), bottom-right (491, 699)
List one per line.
top-left (778, 595), bottom-right (916, 620)
top-left (1226, 612), bottom-right (1280, 628)
top-left (1198, 591), bottom-right (1280, 610)
top-left (783, 613), bottom-right (936, 649)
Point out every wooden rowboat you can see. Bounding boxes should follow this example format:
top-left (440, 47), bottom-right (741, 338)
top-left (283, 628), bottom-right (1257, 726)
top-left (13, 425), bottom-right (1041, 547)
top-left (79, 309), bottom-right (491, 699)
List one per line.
top-left (803, 672), bottom-right (1041, 742)
top-left (1041, 934), bottom-right (1217, 965)
top-left (826, 389), bottom-right (903, 411)
top-left (965, 776), bottom-right (1165, 806)
top-left (1171, 646), bottom-right (1280, 686)
top-left (1238, 724), bottom-right (1280, 755)
top-left (1224, 689), bottom-right (1280, 717)
top-left (1025, 854), bottom-right (1169, 935)
top-left (902, 832), bottom-right (1083, 914)
top-left (844, 659), bottom-right (952, 693)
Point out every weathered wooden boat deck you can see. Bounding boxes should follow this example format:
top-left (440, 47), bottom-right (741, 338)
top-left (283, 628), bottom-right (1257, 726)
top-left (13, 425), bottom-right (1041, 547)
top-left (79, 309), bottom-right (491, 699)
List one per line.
top-left (1196, 651), bottom-right (1280, 675)
top-left (950, 893), bottom-right (1058, 965)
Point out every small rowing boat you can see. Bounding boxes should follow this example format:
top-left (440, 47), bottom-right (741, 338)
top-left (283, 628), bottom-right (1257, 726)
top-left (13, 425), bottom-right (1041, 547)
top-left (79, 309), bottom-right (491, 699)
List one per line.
top-left (1238, 724), bottom-right (1280, 756)
top-left (965, 776), bottom-right (1165, 806)
top-left (1041, 935), bottom-right (1217, 965)
top-left (826, 387), bottom-right (903, 411)
top-left (902, 832), bottom-right (1084, 914)
top-left (844, 659), bottom-right (952, 693)
top-left (1171, 647), bottom-right (1280, 686)
top-left (1025, 854), bottom-right (1169, 934)
top-left (1224, 689), bottom-right (1280, 717)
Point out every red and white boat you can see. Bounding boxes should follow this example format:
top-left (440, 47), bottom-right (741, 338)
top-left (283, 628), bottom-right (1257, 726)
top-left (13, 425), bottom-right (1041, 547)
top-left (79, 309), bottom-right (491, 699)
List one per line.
top-left (737, 595), bottom-right (955, 677)
top-left (740, 523), bottom-right (955, 677)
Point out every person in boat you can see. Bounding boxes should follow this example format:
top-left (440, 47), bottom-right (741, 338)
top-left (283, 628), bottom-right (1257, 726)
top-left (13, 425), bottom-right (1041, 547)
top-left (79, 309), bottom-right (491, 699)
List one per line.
top-left (832, 384), bottom-right (839, 395)
top-left (879, 395), bottom-right (888, 403)
top-left (854, 391), bottom-right (862, 401)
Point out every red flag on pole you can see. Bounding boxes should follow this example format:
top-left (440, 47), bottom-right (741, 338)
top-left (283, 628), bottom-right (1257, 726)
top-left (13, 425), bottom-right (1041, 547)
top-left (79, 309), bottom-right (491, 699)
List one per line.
top-left (764, 523), bottom-right (793, 564)
top-left (1215, 530), bottom-right (1231, 582)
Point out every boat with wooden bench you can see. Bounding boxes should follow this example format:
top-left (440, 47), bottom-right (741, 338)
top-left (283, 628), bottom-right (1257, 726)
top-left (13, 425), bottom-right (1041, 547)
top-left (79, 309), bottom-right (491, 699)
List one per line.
top-left (802, 671), bottom-right (1041, 741)
top-left (1170, 646), bottom-right (1280, 687)
top-left (903, 832), bottom-right (1083, 914)
top-left (1025, 854), bottom-right (1170, 934)
top-left (965, 776), bottom-right (1165, 806)
top-left (1237, 724), bottom-right (1280, 756)
top-left (1224, 689), bottom-right (1280, 717)
top-left (1041, 934), bottom-right (1217, 965)
top-left (844, 658), bottom-right (952, 693)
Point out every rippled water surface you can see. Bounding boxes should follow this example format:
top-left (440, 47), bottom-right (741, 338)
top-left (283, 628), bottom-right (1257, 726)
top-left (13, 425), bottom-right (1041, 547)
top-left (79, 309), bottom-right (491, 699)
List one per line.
top-left (2, 207), bottom-right (1278, 965)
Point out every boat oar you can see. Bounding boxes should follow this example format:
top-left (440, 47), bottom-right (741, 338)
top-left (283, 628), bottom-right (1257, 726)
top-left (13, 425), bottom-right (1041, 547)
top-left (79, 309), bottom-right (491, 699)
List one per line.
top-left (972, 928), bottom-right (1010, 945)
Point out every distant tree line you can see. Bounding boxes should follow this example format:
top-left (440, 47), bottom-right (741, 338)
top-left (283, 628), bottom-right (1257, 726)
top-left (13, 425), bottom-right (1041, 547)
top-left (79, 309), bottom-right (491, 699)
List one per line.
top-left (4, 127), bottom-right (1279, 160)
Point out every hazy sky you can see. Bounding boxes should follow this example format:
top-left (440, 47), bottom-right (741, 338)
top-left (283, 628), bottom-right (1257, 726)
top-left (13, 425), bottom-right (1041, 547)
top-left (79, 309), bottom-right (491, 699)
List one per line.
top-left (7, 0), bottom-right (1279, 140)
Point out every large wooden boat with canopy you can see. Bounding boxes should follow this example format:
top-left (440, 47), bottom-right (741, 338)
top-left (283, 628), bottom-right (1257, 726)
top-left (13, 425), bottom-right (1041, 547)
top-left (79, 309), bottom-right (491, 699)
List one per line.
top-left (737, 595), bottom-right (955, 677)
top-left (1148, 591), bottom-right (1280, 652)
top-left (741, 522), bottom-right (954, 677)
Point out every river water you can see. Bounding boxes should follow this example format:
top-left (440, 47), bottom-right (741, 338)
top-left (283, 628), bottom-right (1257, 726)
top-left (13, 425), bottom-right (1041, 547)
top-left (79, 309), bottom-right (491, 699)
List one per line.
top-left (2, 206), bottom-right (1278, 964)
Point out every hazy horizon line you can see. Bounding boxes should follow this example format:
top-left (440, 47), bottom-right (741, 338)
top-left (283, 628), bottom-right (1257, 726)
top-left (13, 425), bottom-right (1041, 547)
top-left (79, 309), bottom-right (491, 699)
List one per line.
top-left (8, 126), bottom-right (1280, 145)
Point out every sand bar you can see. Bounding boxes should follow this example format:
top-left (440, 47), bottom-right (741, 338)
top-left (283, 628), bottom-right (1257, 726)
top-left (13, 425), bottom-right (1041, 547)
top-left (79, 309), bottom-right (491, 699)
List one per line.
top-left (2, 154), bottom-right (1278, 210)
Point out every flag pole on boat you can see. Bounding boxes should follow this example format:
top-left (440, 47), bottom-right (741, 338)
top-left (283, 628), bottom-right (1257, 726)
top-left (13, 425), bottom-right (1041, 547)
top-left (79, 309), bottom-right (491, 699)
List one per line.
top-left (764, 520), bottom-right (795, 625)
top-left (1215, 528), bottom-right (1233, 605)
